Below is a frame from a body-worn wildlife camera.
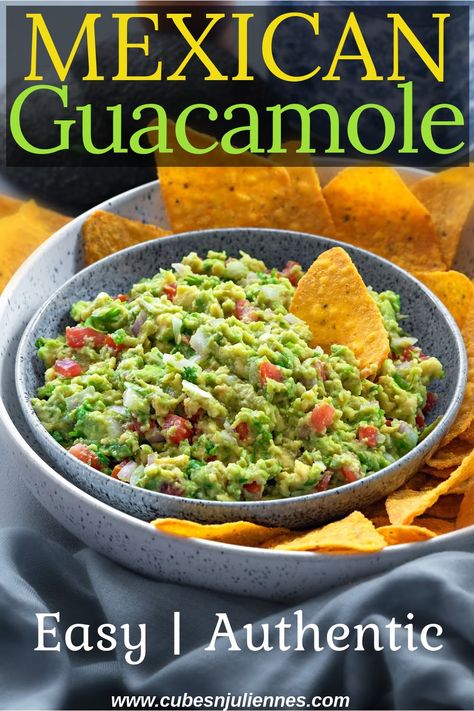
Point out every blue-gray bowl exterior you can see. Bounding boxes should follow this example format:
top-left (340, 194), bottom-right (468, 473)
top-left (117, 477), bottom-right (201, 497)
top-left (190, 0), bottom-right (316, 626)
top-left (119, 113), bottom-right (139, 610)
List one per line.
top-left (1, 178), bottom-right (473, 602)
top-left (16, 227), bottom-right (467, 529)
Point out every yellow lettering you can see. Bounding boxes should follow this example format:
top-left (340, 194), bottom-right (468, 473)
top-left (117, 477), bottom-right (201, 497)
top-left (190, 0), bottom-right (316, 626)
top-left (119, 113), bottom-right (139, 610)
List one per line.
top-left (25, 13), bottom-right (102, 81)
top-left (167, 14), bottom-right (227, 81)
top-left (322, 12), bottom-right (382, 81)
top-left (388, 13), bottom-right (448, 82)
top-left (232, 13), bottom-right (254, 81)
top-left (262, 13), bottom-right (320, 82)
top-left (112, 13), bottom-right (162, 80)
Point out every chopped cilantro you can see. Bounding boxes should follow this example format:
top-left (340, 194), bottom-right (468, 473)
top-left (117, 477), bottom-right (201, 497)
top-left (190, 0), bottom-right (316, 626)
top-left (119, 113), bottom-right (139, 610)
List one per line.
top-left (183, 366), bottom-right (198, 383)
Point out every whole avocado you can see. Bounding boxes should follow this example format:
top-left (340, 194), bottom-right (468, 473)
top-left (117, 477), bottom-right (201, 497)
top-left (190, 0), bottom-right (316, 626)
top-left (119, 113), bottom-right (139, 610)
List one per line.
top-left (2, 27), bottom-right (283, 213)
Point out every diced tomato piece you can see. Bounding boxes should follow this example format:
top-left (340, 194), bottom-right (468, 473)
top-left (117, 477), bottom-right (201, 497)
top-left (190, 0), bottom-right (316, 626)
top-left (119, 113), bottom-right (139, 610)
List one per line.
top-left (115, 294), bottom-right (128, 302)
top-left (69, 443), bottom-right (102, 471)
top-left (310, 403), bottom-right (335, 434)
top-left (401, 346), bottom-right (416, 361)
top-left (243, 481), bottom-right (263, 496)
top-left (235, 422), bottom-right (250, 441)
top-left (190, 409), bottom-right (204, 425)
top-left (235, 299), bottom-right (259, 323)
top-left (162, 414), bottom-right (192, 445)
top-left (259, 361), bottom-right (283, 386)
top-left (190, 409), bottom-right (205, 437)
top-left (127, 419), bottom-right (142, 433)
top-left (423, 391), bottom-right (438, 414)
top-left (315, 471), bottom-right (332, 492)
top-left (159, 481), bottom-right (185, 497)
top-left (66, 326), bottom-right (105, 349)
top-left (66, 326), bottom-right (123, 353)
top-left (415, 412), bottom-right (425, 429)
top-left (163, 283), bottom-right (177, 301)
top-left (341, 466), bottom-right (358, 483)
top-left (358, 425), bottom-right (379, 448)
top-left (54, 358), bottom-right (82, 378)
top-left (106, 335), bottom-right (126, 352)
top-left (402, 346), bottom-right (429, 362)
top-left (280, 260), bottom-right (302, 286)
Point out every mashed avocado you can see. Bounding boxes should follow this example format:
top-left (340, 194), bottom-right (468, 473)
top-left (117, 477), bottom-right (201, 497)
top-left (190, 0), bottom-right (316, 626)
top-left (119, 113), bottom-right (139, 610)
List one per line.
top-left (32, 250), bottom-right (443, 501)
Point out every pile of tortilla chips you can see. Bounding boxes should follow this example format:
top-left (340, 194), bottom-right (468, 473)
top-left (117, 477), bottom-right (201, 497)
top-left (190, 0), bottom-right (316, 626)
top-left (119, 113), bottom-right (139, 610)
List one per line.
top-left (145, 149), bottom-right (474, 552)
top-left (151, 453), bottom-right (474, 553)
top-left (0, 198), bottom-right (70, 292)
top-left (3, 121), bottom-right (474, 552)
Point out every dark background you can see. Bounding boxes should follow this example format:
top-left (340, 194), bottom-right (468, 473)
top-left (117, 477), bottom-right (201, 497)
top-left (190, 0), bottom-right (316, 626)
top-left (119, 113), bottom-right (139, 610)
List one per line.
top-left (1, 3), bottom-right (470, 212)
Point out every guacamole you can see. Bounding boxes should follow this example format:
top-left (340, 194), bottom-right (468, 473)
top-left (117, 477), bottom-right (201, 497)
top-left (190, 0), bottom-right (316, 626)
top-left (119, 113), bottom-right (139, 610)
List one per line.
top-left (32, 250), bottom-right (443, 501)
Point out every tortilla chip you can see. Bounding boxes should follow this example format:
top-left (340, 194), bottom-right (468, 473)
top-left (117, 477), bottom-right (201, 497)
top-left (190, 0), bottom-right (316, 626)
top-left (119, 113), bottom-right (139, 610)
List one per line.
top-left (290, 247), bottom-right (389, 374)
top-left (159, 165), bottom-right (292, 233)
top-left (361, 498), bottom-right (390, 518)
top-left (155, 123), bottom-right (291, 233)
top-left (412, 517), bottom-right (455, 535)
top-left (460, 420), bottom-right (474, 445)
top-left (386, 447), bottom-right (474, 525)
top-left (322, 167), bottom-right (445, 271)
top-left (412, 167), bottom-right (474, 267)
top-left (377, 524), bottom-right (436, 545)
top-left (0, 195), bottom-right (21, 219)
top-left (151, 518), bottom-right (289, 547)
top-left (438, 308), bottom-right (474, 447)
top-left (0, 201), bottom-right (70, 291)
top-left (32, 203), bottom-right (71, 235)
top-left (420, 468), bottom-right (473, 495)
top-left (82, 211), bottom-right (171, 265)
top-left (421, 465), bottom-right (456, 479)
top-left (456, 481), bottom-right (474, 529)
top-left (426, 438), bottom-right (473, 469)
top-left (406, 471), bottom-right (437, 491)
top-left (272, 142), bottom-right (337, 237)
top-left (425, 494), bottom-right (462, 519)
top-left (413, 270), bottom-right (474, 329)
top-left (270, 511), bottom-right (386, 553)
top-left (360, 499), bottom-right (390, 528)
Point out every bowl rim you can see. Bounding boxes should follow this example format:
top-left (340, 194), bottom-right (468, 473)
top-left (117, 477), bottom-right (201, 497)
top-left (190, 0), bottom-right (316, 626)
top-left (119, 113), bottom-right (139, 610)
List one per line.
top-left (15, 220), bottom-right (468, 515)
top-left (1, 177), bottom-right (472, 557)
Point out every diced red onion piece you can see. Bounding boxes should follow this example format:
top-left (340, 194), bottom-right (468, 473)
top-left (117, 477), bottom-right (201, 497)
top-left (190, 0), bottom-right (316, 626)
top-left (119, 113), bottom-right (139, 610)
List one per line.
top-left (132, 310), bottom-right (147, 336)
top-left (171, 263), bottom-right (185, 274)
top-left (109, 405), bottom-right (127, 416)
top-left (106, 418), bottom-right (123, 438)
top-left (190, 328), bottom-right (210, 355)
top-left (146, 425), bottom-right (164, 443)
top-left (284, 313), bottom-right (301, 325)
top-left (117, 461), bottom-right (138, 482)
top-left (65, 386), bottom-right (95, 411)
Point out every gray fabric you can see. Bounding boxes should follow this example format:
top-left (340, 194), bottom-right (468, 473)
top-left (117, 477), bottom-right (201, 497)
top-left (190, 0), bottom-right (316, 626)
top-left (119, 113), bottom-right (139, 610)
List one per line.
top-left (1, 519), bottom-right (474, 709)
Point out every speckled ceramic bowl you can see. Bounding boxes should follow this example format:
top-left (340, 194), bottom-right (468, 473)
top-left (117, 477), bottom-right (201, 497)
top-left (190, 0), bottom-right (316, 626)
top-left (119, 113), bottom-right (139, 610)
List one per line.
top-left (2, 174), bottom-right (474, 600)
top-left (15, 225), bottom-right (467, 528)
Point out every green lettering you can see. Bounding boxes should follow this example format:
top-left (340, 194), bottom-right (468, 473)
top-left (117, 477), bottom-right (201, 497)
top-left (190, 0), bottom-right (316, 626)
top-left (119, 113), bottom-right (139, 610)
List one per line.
top-left (76, 104), bottom-right (126, 154)
top-left (10, 84), bottom-right (73, 154)
top-left (267, 103), bottom-right (343, 154)
top-left (421, 104), bottom-right (465, 154)
top-left (347, 104), bottom-right (395, 154)
top-left (221, 104), bottom-right (263, 154)
top-left (130, 104), bottom-right (172, 154)
top-left (398, 81), bottom-right (418, 154)
top-left (175, 104), bottom-right (218, 154)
